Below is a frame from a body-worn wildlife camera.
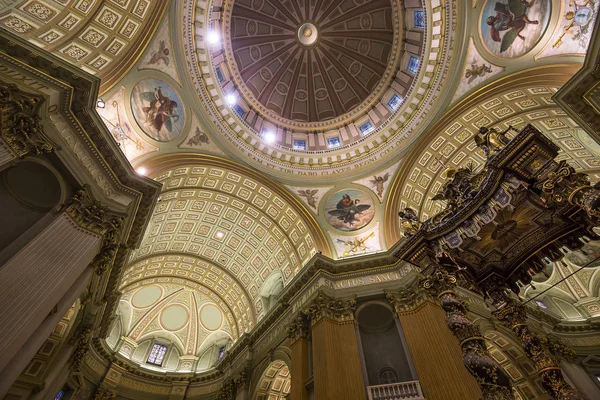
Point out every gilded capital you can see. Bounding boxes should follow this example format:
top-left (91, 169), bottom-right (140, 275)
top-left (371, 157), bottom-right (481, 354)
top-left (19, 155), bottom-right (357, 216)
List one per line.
top-left (305, 293), bottom-right (356, 324)
top-left (385, 285), bottom-right (429, 313)
top-left (286, 312), bottom-right (309, 341)
top-left (0, 81), bottom-right (54, 157)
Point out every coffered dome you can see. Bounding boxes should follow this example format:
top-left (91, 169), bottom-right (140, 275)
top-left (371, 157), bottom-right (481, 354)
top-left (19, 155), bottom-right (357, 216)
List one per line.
top-left (186, 0), bottom-right (451, 179)
top-left (226, 0), bottom-right (397, 128)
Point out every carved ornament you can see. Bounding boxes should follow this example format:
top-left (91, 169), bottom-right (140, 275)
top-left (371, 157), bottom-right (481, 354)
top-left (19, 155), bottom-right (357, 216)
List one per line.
top-left (305, 293), bottom-right (356, 324)
top-left (0, 81), bottom-right (54, 157)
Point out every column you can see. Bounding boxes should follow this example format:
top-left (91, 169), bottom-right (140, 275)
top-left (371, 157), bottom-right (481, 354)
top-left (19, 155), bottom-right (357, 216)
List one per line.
top-left (422, 269), bottom-right (513, 400)
top-left (0, 261), bottom-right (95, 397)
top-left (0, 212), bottom-right (102, 374)
top-left (386, 290), bottom-right (482, 400)
top-left (493, 296), bottom-right (584, 400)
top-left (287, 312), bottom-right (310, 400)
top-left (560, 361), bottom-right (600, 399)
top-left (306, 293), bottom-right (365, 400)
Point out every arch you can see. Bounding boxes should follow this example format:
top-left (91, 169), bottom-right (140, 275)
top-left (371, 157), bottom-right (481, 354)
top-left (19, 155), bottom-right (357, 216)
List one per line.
top-left (252, 360), bottom-right (291, 400)
top-left (478, 325), bottom-right (544, 399)
top-left (355, 300), bottom-right (417, 386)
top-left (0, 158), bottom-right (65, 251)
top-left (139, 153), bottom-right (331, 257)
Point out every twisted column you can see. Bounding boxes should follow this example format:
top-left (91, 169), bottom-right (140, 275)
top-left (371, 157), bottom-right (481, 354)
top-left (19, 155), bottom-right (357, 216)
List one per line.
top-left (423, 269), bottom-right (513, 400)
top-left (492, 296), bottom-right (583, 400)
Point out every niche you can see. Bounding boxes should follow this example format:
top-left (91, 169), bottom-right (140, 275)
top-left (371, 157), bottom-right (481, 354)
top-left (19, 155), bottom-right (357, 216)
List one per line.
top-left (0, 160), bottom-right (62, 251)
top-left (356, 302), bottom-right (416, 386)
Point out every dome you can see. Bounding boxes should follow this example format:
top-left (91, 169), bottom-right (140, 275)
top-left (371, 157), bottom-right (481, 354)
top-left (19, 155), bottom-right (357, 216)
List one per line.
top-left (187, 0), bottom-right (446, 179)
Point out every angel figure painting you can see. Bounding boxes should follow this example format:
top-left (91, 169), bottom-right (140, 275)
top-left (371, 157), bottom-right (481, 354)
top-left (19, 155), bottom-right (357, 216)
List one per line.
top-left (131, 79), bottom-right (184, 142)
top-left (481, 0), bottom-right (550, 58)
top-left (325, 190), bottom-right (375, 231)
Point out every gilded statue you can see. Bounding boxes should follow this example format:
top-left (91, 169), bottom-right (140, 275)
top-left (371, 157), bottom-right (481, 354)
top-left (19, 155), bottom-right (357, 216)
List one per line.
top-left (398, 207), bottom-right (421, 237)
top-left (474, 125), bottom-right (514, 158)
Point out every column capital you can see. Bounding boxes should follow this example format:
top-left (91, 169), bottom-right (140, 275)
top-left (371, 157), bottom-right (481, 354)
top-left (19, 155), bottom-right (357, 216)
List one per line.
top-left (70, 325), bottom-right (94, 372)
top-left (61, 188), bottom-right (125, 275)
top-left (305, 293), bottom-right (356, 325)
top-left (0, 81), bottom-right (54, 158)
top-left (385, 285), bottom-right (430, 313)
top-left (286, 312), bottom-right (310, 342)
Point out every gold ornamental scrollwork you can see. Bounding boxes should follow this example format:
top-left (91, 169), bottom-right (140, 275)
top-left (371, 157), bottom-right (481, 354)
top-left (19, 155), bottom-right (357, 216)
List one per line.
top-left (384, 284), bottom-right (430, 313)
top-left (286, 312), bottom-right (310, 342)
top-left (93, 386), bottom-right (116, 400)
top-left (71, 326), bottom-right (93, 372)
top-left (0, 81), bottom-right (54, 157)
top-left (492, 296), bottom-right (583, 400)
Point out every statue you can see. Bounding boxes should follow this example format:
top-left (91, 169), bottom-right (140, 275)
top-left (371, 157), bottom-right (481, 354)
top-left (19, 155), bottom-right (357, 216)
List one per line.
top-left (398, 208), bottom-right (421, 236)
top-left (474, 125), bottom-right (514, 158)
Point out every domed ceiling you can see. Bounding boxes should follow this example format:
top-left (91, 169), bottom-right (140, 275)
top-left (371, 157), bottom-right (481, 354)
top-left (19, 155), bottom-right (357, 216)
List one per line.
top-left (0, 0), bottom-right (168, 92)
top-left (186, 0), bottom-right (447, 178)
top-left (226, 0), bottom-right (396, 127)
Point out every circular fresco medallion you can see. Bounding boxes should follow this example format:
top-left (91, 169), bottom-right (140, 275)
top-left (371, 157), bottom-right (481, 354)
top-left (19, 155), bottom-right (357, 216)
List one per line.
top-left (479, 0), bottom-right (551, 58)
top-left (131, 78), bottom-right (184, 142)
top-left (325, 189), bottom-right (375, 232)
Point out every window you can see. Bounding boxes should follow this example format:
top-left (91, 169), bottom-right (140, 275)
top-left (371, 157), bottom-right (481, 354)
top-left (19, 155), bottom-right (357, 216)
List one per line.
top-left (535, 300), bottom-right (548, 310)
top-left (293, 139), bottom-right (306, 151)
top-left (379, 368), bottom-right (398, 385)
top-left (413, 9), bottom-right (425, 29)
top-left (218, 346), bottom-right (226, 360)
top-left (233, 103), bottom-right (245, 117)
top-left (387, 94), bottom-right (403, 111)
top-left (359, 121), bottom-right (375, 136)
top-left (407, 55), bottom-right (420, 74)
top-left (327, 136), bottom-right (341, 148)
top-left (55, 391), bottom-right (64, 400)
top-left (147, 343), bottom-right (168, 366)
top-left (215, 66), bottom-right (226, 83)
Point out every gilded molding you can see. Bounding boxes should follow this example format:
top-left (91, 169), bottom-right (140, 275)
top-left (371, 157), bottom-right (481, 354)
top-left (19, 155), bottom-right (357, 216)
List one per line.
top-left (0, 81), bottom-right (54, 157)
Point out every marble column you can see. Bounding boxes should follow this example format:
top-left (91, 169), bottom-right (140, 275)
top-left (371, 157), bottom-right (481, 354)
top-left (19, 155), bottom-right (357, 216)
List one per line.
top-left (0, 264), bottom-right (94, 397)
top-left (0, 212), bottom-right (101, 375)
top-left (386, 290), bottom-right (483, 400)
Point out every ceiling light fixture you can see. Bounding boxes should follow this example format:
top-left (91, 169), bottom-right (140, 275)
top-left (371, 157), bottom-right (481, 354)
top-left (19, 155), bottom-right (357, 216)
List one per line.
top-left (207, 30), bottom-right (220, 45)
top-left (215, 231), bottom-right (224, 239)
top-left (97, 98), bottom-right (105, 109)
top-left (226, 93), bottom-right (237, 106)
top-left (263, 131), bottom-right (276, 144)
top-left (136, 166), bottom-right (147, 175)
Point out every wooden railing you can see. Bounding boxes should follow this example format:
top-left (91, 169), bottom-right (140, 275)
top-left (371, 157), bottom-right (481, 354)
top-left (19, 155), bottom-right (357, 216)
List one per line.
top-left (367, 380), bottom-right (425, 400)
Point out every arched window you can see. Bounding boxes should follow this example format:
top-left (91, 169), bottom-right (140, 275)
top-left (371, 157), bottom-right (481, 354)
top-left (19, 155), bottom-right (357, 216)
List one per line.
top-left (379, 368), bottom-right (398, 385)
